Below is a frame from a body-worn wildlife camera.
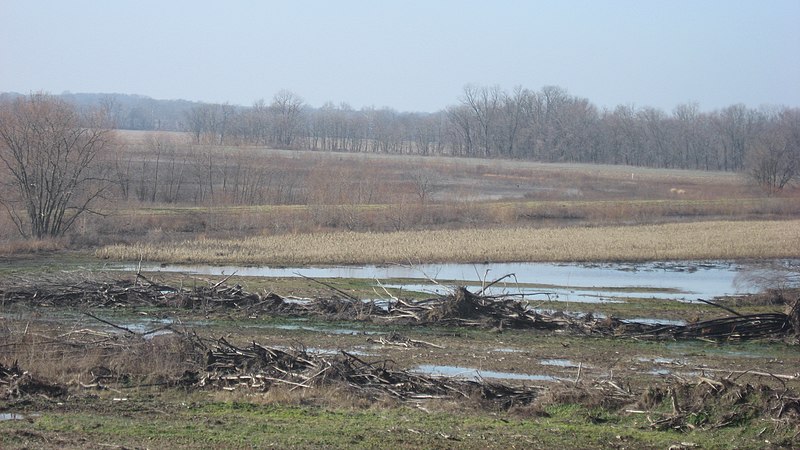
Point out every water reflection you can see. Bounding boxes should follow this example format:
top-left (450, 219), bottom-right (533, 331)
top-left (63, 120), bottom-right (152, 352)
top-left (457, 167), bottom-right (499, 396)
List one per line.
top-left (413, 364), bottom-right (560, 382)
top-left (114, 260), bottom-right (773, 302)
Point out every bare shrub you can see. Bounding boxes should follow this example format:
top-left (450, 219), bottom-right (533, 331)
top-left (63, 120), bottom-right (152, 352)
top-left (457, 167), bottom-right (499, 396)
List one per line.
top-left (735, 261), bottom-right (800, 295)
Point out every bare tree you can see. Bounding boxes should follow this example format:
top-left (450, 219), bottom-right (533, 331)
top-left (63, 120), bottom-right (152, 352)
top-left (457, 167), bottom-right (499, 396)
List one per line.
top-left (496, 86), bottom-right (529, 157)
top-left (746, 108), bottom-right (800, 194)
top-left (270, 90), bottom-right (305, 148)
top-left (410, 168), bottom-right (438, 204)
top-left (713, 104), bottom-right (762, 171)
top-left (461, 84), bottom-right (502, 157)
top-left (446, 104), bottom-right (476, 156)
top-left (0, 93), bottom-right (114, 238)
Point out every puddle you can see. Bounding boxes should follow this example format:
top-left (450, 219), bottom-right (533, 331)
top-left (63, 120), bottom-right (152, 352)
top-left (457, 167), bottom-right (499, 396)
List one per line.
top-left (624, 318), bottom-right (687, 326)
top-left (492, 348), bottom-right (523, 353)
top-left (115, 259), bottom-right (787, 302)
top-left (637, 357), bottom-right (684, 365)
top-left (265, 324), bottom-right (378, 335)
top-left (105, 317), bottom-right (207, 338)
top-left (275, 346), bottom-right (371, 357)
top-left (382, 284), bottom-right (624, 303)
top-left (540, 358), bottom-right (582, 368)
top-left (0, 413), bottom-right (39, 421)
top-left (111, 317), bottom-right (378, 336)
top-left (413, 364), bottom-right (560, 382)
top-left (121, 321), bottom-right (176, 338)
top-left (663, 342), bottom-right (766, 359)
top-left (644, 368), bottom-right (702, 377)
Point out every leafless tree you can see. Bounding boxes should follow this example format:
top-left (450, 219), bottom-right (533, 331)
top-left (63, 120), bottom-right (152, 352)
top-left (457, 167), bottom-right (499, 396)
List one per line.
top-left (496, 86), bottom-right (529, 157)
top-left (713, 104), bottom-right (762, 171)
top-left (446, 104), bottom-right (476, 156)
top-left (746, 108), bottom-right (800, 194)
top-left (673, 103), bottom-right (713, 170)
top-left (461, 84), bottom-right (502, 157)
top-left (185, 103), bottom-right (238, 145)
top-left (270, 90), bottom-right (305, 148)
top-left (0, 93), bottom-right (115, 238)
top-left (410, 168), bottom-right (438, 205)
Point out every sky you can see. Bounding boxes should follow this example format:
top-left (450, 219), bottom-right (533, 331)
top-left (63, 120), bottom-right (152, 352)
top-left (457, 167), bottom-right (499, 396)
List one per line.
top-left (1, 0), bottom-right (798, 113)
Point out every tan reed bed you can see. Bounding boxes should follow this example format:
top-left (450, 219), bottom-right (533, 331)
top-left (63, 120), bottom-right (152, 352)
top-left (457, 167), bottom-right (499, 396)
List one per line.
top-left (97, 219), bottom-right (800, 266)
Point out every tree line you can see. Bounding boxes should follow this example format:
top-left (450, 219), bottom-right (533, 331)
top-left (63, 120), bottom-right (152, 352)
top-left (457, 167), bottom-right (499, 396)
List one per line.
top-left (3, 87), bottom-right (797, 179)
top-left (183, 85), bottom-right (798, 182)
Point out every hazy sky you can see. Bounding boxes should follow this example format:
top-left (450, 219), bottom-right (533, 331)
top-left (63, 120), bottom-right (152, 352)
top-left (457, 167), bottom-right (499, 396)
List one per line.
top-left (1, 0), bottom-right (798, 112)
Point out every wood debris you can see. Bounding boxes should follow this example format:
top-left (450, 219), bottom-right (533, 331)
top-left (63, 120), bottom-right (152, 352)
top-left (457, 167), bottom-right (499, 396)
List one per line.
top-left (2, 273), bottom-right (798, 342)
top-left (197, 338), bottom-right (541, 408)
top-left (0, 361), bottom-right (67, 400)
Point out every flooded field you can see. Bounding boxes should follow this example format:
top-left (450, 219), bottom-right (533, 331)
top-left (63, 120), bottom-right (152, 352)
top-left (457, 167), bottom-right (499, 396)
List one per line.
top-left (116, 259), bottom-right (783, 302)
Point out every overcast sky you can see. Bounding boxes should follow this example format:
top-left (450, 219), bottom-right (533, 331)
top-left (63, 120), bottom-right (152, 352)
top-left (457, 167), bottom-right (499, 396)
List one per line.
top-left (1, 0), bottom-right (798, 113)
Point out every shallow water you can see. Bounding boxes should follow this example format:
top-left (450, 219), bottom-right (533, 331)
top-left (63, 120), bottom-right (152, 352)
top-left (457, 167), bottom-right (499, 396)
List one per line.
top-left (115, 318), bottom-right (378, 336)
top-left (0, 413), bottom-right (38, 421)
top-left (266, 323), bottom-right (378, 335)
top-left (540, 358), bottom-right (581, 368)
top-left (381, 283), bottom-right (629, 303)
top-left (275, 346), bottom-right (371, 356)
top-left (115, 259), bottom-right (783, 302)
top-left (623, 317), bottom-right (686, 326)
top-left (413, 364), bottom-right (560, 382)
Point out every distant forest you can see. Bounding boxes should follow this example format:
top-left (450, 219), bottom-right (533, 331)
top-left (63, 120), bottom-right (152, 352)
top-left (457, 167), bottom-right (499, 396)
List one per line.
top-left (2, 87), bottom-right (797, 174)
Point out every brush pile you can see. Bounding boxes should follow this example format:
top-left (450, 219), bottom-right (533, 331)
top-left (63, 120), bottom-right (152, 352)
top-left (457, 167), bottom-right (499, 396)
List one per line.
top-left (626, 312), bottom-right (795, 341)
top-left (638, 377), bottom-right (800, 431)
top-left (0, 361), bottom-right (67, 400)
top-left (0, 273), bottom-right (259, 309)
top-left (197, 338), bottom-right (541, 408)
top-left (2, 273), bottom-right (798, 341)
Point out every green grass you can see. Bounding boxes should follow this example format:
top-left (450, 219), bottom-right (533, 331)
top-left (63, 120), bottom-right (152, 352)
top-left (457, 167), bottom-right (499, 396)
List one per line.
top-left (2, 396), bottom-right (794, 449)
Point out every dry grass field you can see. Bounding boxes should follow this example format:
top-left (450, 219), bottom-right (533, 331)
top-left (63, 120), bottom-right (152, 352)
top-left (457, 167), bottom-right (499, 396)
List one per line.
top-left (49, 130), bottom-right (794, 263)
top-left (97, 219), bottom-right (800, 265)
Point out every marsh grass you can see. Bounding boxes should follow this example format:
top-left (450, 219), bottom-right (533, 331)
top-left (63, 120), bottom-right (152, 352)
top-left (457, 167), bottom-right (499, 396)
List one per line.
top-left (97, 219), bottom-right (800, 265)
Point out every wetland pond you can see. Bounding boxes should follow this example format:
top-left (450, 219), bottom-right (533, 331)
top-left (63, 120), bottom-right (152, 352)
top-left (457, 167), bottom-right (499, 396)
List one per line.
top-left (117, 260), bottom-right (779, 303)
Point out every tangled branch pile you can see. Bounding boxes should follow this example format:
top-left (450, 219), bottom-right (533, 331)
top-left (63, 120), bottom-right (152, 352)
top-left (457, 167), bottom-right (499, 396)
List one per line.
top-left (627, 312), bottom-right (796, 341)
top-left (0, 273), bottom-right (259, 309)
top-left (2, 273), bottom-right (798, 341)
top-left (198, 338), bottom-right (540, 409)
top-left (638, 377), bottom-right (800, 431)
top-left (0, 361), bottom-right (67, 400)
